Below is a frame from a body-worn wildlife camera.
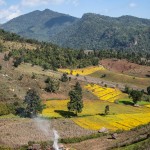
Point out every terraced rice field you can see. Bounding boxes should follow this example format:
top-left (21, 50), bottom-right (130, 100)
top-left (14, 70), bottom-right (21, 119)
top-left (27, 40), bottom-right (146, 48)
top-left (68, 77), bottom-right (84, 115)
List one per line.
top-left (41, 98), bottom-right (150, 131)
top-left (72, 113), bottom-right (150, 131)
top-left (146, 105), bottom-right (150, 108)
top-left (58, 66), bottom-right (105, 76)
top-left (85, 84), bottom-right (127, 102)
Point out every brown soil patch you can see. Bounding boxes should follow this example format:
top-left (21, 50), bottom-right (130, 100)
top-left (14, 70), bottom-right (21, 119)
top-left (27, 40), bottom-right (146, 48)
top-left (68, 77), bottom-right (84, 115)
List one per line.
top-left (100, 59), bottom-right (150, 78)
top-left (67, 124), bottom-right (150, 150)
top-left (0, 118), bottom-right (96, 147)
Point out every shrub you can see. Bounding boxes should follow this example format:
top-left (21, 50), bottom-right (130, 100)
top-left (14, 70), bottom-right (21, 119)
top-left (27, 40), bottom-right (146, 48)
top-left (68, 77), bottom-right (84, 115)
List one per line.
top-left (0, 103), bottom-right (10, 116)
top-left (60, 73), bottom-right (68, 82)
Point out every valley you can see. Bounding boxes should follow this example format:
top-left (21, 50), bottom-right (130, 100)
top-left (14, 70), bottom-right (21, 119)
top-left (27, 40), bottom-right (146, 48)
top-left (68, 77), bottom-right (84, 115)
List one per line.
top-left (0, 7), bottom-right (150, 150)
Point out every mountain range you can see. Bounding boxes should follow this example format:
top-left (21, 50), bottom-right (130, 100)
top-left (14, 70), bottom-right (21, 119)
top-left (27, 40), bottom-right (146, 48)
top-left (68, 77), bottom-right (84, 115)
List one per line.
top-left (1, 9), bottom-right (150, 52)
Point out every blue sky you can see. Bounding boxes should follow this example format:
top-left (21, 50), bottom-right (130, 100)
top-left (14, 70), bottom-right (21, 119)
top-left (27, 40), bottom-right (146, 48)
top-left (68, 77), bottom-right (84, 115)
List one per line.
top-left (0, 0), bottom-right (150, 23)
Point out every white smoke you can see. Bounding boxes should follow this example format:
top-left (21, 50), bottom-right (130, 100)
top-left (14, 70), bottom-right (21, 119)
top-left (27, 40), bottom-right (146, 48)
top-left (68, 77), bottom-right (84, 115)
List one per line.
top-left (53, 129), bottom-right (60, 150)
top-left (33, 117), bottom-right (52, 138)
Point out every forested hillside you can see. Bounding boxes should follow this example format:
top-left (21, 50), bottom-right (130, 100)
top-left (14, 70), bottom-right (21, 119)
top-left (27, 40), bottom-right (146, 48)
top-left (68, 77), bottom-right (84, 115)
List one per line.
top-left (1, 9), bottom-right (78, 42)
top-left (1, 10), bottom-right (150, 52)
top-left (52, 13), bottom-right (150, 52)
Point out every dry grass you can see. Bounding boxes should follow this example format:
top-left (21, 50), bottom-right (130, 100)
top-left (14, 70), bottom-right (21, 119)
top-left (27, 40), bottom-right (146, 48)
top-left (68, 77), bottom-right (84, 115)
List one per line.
top-left (90, 70), bottom-right (150, 88)
top-left (0, 39), bottom-right (37, 51)
top-left (0, 118), bottom-right (96, 147)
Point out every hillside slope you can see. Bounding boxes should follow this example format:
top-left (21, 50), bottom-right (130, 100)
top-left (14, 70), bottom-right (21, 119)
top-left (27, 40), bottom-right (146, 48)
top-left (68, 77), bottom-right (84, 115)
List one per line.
top-left (1, 11), bottom-right (150, 52)
top-left (1, 9), bottom-right (78, 41)
top-left (52, 13), bottom-right (150, 51)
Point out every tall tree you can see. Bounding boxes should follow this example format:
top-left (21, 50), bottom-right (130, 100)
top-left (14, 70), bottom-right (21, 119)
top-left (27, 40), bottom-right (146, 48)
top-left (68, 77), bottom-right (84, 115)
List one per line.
top-left (129, 90), bottom-right (143, 104)
top-left (24, 89), bottom-right (44, 118)
top-left (67, 82), bottom-right (83, 116)
top-left (147, 86), bottom-right (150, 95)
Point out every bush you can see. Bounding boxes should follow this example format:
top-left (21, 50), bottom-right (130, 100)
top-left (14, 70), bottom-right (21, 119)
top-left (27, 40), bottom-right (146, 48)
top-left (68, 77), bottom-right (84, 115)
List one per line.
top-left (60, 73), bottom-right (68, 82)
top-left (0, 103), bottom-right (10, 116)
top-left (45, 77), bottom-right (59, 93)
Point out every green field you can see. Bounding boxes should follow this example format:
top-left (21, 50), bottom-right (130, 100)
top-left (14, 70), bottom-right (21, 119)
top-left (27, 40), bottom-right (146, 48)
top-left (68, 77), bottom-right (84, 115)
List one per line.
top-left (89, 70), bottom-right (150, 88)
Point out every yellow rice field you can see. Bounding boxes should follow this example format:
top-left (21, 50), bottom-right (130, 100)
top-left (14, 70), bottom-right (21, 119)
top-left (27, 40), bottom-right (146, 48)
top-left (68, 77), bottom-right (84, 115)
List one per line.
top-left (85, 84), bottom-right (127, 102)
top-left (146, 105), bottom-right (150, 108)
top-left (58, 66), bottom-right (105, 76)
top-left (41, 99), bottom-right (150, 131)
top-left (41, 99), bottom-right (145, 118)
top-left (72, 113), bottom-right (150, 131)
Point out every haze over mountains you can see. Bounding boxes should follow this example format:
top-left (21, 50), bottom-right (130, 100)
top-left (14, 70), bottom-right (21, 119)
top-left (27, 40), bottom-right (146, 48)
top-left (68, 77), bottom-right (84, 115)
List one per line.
top-left (1, 9), bottom-right (150, 52)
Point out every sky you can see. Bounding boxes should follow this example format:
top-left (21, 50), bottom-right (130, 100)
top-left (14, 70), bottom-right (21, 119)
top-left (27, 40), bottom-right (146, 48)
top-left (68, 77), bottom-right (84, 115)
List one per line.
top-left (0, 0), bottom-right (150, 23)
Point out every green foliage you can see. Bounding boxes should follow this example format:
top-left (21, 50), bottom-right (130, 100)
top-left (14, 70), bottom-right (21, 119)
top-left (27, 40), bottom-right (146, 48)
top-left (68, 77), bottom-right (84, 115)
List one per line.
top-left (45, 77), bottom-right (59, 93)
top-left (147, 86), bottom-right (150, 95)
top-left (2, 9), bottom-right (78, 42)
top-left (105, 105), bottom-right (110, 115)
top-left (124, 86), bottom-right (132, 94)
top-left (60, 73), bottom-right (68, 82)
top-left (13, 57), bottom-right (22, 67)
top-left (68, 82), bottom-right (83, 116)
top-left (31, 73), bottom-right (36, 79)
top-left (4, 54), bottom-right (10, 61)
top-left (24, 89), bottom-right (44, 118)
top-left (60, 132), bottom-right (106, 144)
top-left (2, 10), bottom-right (150, 53)
top-left (129, 90), bottom-right (144, 104)
top-left (53, 14), bottom-right (150, 52)
top-left (0, 103), bottom-right (10, 116)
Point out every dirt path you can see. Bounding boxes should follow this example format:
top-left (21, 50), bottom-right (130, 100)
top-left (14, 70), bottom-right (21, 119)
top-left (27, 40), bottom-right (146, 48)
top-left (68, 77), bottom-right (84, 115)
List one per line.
top-left (50, 70), bottom-right (145, 91)
top-left (67, 124), bottom-right (150, 150)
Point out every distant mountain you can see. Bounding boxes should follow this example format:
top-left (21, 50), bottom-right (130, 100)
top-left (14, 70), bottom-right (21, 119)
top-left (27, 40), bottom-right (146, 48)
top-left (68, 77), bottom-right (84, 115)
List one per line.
top-left (2, 10), bottom-right (150, 52)
top-left (52, 13), bottom-right (150, 52)
top-left (1, 9), bottom-right (78, 41)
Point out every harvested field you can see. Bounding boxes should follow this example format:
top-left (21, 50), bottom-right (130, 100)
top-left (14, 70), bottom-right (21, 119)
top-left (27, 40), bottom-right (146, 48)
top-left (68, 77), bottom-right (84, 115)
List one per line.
top-left (67, 123), bottom-right (150, 150)
top-left (0, 118), bottom-right (96, 147)
top-left (100, 59), bottom-right (150, 78)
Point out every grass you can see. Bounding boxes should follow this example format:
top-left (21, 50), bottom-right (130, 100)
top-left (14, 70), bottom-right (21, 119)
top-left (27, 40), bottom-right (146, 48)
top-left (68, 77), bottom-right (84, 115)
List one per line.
top-left (118, 98), bottom-right (150, 106)
top-left (89, 70), bottom-right (150, 88)
top-left (41, 97), bottom-right (150, 131)
top-left (41, 98), bottom-right (149, 118)
top-left (16, 63), bottom-right (60, 78)
top-left (0, 114), bottom-right (19, 119)
top-left (115, 138), bottom-right (150, 150)
top-left (72, 113), bottom-right (150, 131)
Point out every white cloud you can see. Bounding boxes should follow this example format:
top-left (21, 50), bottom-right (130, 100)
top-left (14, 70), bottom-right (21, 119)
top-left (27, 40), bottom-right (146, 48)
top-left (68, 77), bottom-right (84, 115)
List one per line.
top-left (129, 2), bottom-right (137, 8)
top-left (66, 0), bottom-right (79, 6)
top-left (0, 5), bottom-right (21, 23)
top-left (21, 0), bottom-right (65, 6)
top-left (0, 0), bottom-right (6, 6)
top-left (21, 0), bottom-right (79, 7)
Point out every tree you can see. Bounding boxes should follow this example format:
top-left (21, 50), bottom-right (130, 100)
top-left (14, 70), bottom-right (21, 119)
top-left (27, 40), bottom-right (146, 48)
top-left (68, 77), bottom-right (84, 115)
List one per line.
top-left (147, 86), bottom-right (150, 95)
top-left (67, 82), bottom-right (83, 116)
top-left (105, 105), bottom-right (109, 115)
top-left (60, 73), bottom-right (68, 82)
top-left (24, 89), bottom-right (44, 118)
top-left (129, 90), bottom-right (143, 104)
top-left (45, 77), bottom-right (59, 93)
top-left (13, 57), bottom-right (22, 67)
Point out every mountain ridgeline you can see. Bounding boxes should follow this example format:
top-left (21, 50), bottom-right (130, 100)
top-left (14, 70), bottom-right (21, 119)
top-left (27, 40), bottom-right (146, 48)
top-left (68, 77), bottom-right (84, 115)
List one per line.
top-left (1, 9), bottom-right (78, 42)
top-left (1, 9), bottom-right (150, 52)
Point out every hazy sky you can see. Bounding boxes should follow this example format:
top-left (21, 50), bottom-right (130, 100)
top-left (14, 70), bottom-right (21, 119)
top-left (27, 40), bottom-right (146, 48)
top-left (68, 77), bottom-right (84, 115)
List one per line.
top-left (0, 0), bottom-right (150, 23)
